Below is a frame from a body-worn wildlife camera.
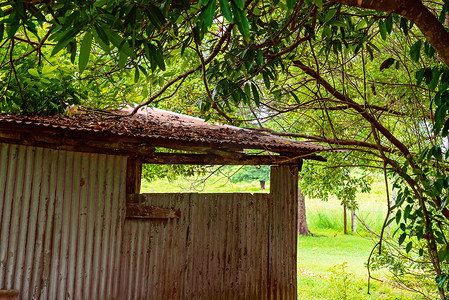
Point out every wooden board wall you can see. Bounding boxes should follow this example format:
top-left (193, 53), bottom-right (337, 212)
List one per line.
top-left (269, 165), bottom-right (299, 299)
top-left (120, 193), bottom-right (270, 299)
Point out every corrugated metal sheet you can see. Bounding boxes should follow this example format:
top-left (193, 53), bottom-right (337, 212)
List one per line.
top-left (121, 193), bottom-right (270, 299)
top-left (0, 143), bottom-right (127, 300)
top-left (0, 142), bottom-right (299, 299)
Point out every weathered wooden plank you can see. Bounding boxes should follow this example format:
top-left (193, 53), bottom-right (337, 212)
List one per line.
top-left (0, 290), bottom-right (19, 300)
top-left (269, 165), bottom-right (299, 300)
top-left (125, 202), bottom-right (181, 219)
top-left (145, 152), bottom-right (305, 165)
top-left (126, 158), bottom-right (142, 194)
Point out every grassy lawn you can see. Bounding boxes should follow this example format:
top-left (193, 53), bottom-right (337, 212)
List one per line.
top-left (297, 229), bottom-right (419, 299)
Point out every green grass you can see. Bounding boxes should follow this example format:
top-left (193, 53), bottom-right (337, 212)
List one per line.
top-left (141, 175), bottom-right (270, 193)
top-left (297, 231), bottom-right (377, 274)
top-left (297, 230), bottom-right (421, 299)
top-left (306, 179), bottom-right (393, 235)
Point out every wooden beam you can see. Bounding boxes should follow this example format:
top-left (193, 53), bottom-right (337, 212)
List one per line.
top-left (126, 202), bottom-right (181, 219)
top-left (0, 122), bottom-right (323, 158)
top-left (126, 158), bottom-right (142, 194)
top-left (0, 123), bottom-right (325, 162)
top-left (145, 153), bottom-right (305, 165)
top-left (0, 290), bottom-right (19, 300)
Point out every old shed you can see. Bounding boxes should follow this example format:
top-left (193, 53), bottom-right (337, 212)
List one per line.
top-left (0, 108), bottom-right (327, 299)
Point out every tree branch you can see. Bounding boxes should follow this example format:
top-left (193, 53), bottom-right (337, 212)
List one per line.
top-left (333, 0), bottom-right (449, 67)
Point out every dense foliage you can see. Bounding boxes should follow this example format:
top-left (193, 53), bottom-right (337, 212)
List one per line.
top-left (229, 165), bottom-right (270, 188)
top-left (2, 0), bottom-right (449, 297)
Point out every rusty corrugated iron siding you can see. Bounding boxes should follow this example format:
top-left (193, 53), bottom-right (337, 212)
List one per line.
top-left (0, 143), bottom-right (127, 299)
top-left (0, 143), bottom-right (299, 299)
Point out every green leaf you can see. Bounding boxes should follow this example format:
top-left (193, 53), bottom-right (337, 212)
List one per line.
top-left (434, 104), bottom-right (446, 134)
top-left (93, 24), bottom-right (110, 53)
top-left (134, 67), bottom-right (140, 83)
top-left (398, 232), bottom-right (406, 245)
top-left (385, 217), bottom-right (395, 227)
top-left (6, 23), bottom-right (20, 38)
top-left (395, 209), bottom-right (402, 223)
top-left (232, 0), bottom-right (244, 10)
top-left (403, 205), bottom-right (412, 220)
top-left (145, 4), bottom-right (166, 29)
top-left (27, 68), bottom-right (39, 77)
top-left (400, 17), bottom-right (408, 35)
top-left (118, 51), bottom-right (128, 69)
top-left (199, 0), bottom-right (217, 30)
top-left (262, 71), bottom-right (270, 89)
top-left (51, 26), bottom-right (83, 56)
top-left (251, 83), bottom-right (260, 106)
top-left (410, 41), bottom-right (422, 63)
top-left (181, 36), bottom-right (191, 56)
top-left (424, 41), bottom-right (435, 59)
top-left (103, 28), bottom-right (135, 58)
top-left (378, 20), bottom-right (386, 40)
top-left (428, 68), bottom-right (441, 92)
top-left (312, 0), bottom-right (323, 9)
top-left (79, 30), bottom-right (92, 74)
top-left (244, 82), bottom-right (251, 99)
top-left (232, 3), bottom-right (249, 41)
top-left (324, 9), bottom-right (337, 23)
top-left (69, 41), bottom-right (76, 64)
top-left (415, 68), bottom-right (425, 86)
top-left (219, 0), bottom-right (233, 22)
top-left (406, 241), bottom-right (413, 253)
top-left (379, 58), bottom-right (395, 71)
top-left (291, 91), bottom-right (300, 104)
top-left (94, 0), bottom-right (108, 7)
top-left (438, 246), bottom-right (449, 262)
top-left (144, 42), bottom-right (165, 71)
top-left (257, 50), bottom-right (263, 66)
top-left (385, 16), bottom-right (393, 33)
top-left (0, 23), bottom-right (4, 42)
top-left (286, 0), bottom-right (295, 10)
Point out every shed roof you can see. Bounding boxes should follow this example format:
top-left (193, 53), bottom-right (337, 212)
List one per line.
top-left (0, 108), bottom-right (328, 164)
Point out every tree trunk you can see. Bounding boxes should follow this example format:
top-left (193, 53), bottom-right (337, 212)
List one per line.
top-left (351, 209), bottom-right (357, 233)
top-left (260, 180), bottom-right (266, 190)
top-left (297, 186), bottom-right (310, 236)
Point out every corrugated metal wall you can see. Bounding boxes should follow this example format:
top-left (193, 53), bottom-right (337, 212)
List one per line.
top-left (0, 143), bottom-right (127, 300)
top-left (120, 192), bottom-right (270, 299)
top-left (0, 143), bottom-right (299, 299)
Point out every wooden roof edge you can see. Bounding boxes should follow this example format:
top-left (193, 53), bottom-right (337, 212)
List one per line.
top-left (0, 120), bottom-right (326, 164)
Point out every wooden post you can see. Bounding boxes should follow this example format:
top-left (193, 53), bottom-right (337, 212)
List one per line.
top-left (126, 157), bottom-right (142, 194)
top-left (343, 204), bottom-right (347, 235)
top-left (269, 164), bottom-right (299, 299)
